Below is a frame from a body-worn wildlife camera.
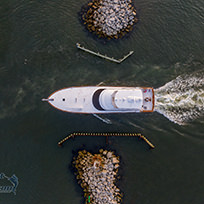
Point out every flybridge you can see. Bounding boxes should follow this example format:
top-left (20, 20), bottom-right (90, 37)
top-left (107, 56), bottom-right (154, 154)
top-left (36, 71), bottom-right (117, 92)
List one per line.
top-left (42, 86), bottom-right (154, 114)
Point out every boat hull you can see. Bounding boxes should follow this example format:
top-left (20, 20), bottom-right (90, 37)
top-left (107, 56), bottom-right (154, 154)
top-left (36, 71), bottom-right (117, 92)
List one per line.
top-left (45, 86), bottom-right (154, 114)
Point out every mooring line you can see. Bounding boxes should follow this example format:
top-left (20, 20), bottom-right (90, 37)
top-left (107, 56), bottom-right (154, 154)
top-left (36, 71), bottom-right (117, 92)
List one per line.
top-left (58, 132), bottom-right (155, 149)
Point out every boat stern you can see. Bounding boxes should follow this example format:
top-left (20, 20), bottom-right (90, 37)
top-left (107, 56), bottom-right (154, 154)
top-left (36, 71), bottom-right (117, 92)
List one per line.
top-left (140, 87), bottom-right (154, 112)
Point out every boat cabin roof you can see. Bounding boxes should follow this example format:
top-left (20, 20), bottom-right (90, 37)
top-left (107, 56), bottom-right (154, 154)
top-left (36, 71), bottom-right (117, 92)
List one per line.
top-left (99, 89), bottom-right (143, 110)
top-left (114, 90), bottom-right (143, 109)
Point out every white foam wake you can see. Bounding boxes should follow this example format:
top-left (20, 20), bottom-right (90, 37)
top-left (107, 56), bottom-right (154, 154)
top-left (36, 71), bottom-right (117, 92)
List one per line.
top-left (93, 114), bottom-right (112, 124)
top-left (154, 71), bottom-right (204, 125)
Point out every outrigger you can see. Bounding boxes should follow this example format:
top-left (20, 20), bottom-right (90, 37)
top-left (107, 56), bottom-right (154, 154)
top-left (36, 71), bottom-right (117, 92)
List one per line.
top-left (42, 86), bottom-right (154, 114)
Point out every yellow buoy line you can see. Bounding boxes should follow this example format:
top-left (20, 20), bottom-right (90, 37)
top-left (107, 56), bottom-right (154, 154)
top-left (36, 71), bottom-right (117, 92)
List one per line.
top-left (76, 43), bottom-right (134, 64)
top-left (58, 132), bottom-right (155, 149)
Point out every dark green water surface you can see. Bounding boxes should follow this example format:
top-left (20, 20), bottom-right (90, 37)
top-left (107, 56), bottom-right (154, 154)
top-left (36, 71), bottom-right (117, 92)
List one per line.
top-left (0, 0), bottom-right (204, 203)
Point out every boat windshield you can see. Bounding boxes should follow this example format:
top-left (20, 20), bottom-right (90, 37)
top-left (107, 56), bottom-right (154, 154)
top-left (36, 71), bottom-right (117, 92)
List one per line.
top-left (92, 89), bottom-right (105, 110)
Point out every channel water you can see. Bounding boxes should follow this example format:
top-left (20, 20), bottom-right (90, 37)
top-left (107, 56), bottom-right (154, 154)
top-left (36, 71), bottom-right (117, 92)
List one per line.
top-left (0, 0), bottom-right (203, 203)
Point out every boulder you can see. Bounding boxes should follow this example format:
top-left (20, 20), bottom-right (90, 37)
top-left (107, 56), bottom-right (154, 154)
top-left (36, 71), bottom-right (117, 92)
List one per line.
top-left (112, 157), bottom-right (119, 164)
top-left (107, 151), bottom-right (113, 158)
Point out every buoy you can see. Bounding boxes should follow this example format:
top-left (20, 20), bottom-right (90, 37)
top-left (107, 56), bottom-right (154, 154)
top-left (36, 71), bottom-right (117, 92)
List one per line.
top-left (57, 132), bottom-right (155, 149)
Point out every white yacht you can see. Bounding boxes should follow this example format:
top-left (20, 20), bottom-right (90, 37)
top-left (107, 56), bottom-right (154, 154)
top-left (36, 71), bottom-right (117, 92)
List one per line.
top-left (42, 86), bottom-right (154, 113)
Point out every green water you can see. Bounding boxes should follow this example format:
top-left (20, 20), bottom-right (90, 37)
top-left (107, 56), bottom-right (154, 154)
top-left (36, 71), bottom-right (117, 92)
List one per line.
top-left (0, 0), bottom-right (204, 203)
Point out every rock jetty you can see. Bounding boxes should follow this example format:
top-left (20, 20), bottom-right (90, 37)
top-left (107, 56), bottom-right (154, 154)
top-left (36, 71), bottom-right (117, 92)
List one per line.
top-left (81, 0), bottom-right (138, 39)
top-left (73, 149), bottom-right (122, 204)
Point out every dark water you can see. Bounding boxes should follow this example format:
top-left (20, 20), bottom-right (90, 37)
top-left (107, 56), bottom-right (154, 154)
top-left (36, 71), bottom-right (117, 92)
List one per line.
top-left (0, 0), bottom-right (204, 203)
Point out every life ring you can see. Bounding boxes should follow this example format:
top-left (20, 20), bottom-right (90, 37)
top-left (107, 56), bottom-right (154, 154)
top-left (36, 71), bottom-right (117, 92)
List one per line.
top-left (145, 97), bottom-right (151, 102)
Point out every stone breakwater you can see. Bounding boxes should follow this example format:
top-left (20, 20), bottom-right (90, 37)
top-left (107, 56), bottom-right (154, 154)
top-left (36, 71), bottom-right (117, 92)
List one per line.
top-left (73, 149), bottom-right (122, 204)
top-left (81, 0), bottom-right (138, 39)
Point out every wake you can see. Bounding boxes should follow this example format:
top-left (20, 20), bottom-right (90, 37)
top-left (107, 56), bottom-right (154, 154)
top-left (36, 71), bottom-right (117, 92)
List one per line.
top-left (154, 71), bottom-right (204, 125)
top-left (93, 114), bottom-right (112, 124)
